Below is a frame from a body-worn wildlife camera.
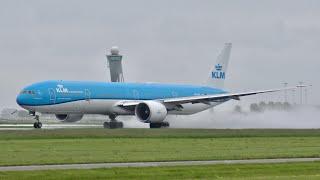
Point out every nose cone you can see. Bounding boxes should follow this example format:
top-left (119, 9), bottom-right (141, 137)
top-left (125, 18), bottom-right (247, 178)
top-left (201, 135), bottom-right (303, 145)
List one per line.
top-left (16, 94), bottom-right (26, 106)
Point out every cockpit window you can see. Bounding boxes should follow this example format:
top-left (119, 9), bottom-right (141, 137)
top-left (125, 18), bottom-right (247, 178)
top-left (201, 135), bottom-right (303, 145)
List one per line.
top-left (20, 90), bottom-right (36, 95)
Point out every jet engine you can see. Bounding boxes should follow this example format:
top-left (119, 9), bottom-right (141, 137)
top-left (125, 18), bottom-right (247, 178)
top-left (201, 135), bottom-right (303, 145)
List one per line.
top-left (135, 101), bottom-right (167, 123)
top-left (55, 114), bottom-right (84, 122)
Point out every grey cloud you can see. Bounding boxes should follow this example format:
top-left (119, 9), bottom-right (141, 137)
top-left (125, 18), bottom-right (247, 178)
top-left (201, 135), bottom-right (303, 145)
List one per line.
top-left (0, 0), bottom-right (319, 109)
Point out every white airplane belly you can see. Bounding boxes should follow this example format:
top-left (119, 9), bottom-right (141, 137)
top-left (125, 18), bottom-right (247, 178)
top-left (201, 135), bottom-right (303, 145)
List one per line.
top-left (30, 99), bottom-right (132, 115)
top-left (83, 99), bottom-right (132, 115)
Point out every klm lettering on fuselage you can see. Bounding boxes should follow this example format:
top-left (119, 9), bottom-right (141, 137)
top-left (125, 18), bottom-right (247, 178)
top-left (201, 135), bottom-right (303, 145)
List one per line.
top-left (56, 84), bottom-right (69, 93)
top-left (211, 64), bottom-right (225, 79)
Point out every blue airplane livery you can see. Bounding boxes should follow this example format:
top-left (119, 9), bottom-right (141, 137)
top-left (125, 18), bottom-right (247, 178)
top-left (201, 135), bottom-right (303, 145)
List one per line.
top-left (16, 43), bottom-right (295, 129)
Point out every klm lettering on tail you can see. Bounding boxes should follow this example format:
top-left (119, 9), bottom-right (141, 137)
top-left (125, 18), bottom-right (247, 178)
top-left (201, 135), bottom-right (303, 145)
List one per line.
top-left (211, 64), bottom-right (225, 79)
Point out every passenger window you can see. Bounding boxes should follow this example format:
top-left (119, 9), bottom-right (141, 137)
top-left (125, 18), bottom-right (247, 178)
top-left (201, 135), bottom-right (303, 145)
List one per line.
top-left (20, 90), bottom-right (36, 95)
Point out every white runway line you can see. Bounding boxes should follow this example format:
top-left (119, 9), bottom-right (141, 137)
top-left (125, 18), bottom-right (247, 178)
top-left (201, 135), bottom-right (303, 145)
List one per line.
top-left (0, 158), bottom-right (320, 171)
top-left (0, 128), bottom-right (33, 131)
top-left (42, 124), bottom-right (102, 129)
top-left (0, 124), bottom-right (102, 130)
top-left (0, 124), bottom-right (33, 127)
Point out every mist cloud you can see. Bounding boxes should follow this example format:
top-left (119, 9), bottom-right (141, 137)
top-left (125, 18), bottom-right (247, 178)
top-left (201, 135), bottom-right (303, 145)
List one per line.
top-left (167, 106), bottom-right (320, 129)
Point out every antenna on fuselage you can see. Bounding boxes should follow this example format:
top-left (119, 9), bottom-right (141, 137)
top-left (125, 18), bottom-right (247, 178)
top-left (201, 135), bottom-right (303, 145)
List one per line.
top-left (106, 46), bottom-right (124, 82)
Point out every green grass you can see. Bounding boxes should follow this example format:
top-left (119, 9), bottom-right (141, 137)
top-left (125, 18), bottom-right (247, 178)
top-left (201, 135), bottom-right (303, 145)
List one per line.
top-left (1, 162), bottom-right (320, 179)
top-left (1, 129), bottom-right (320, 166)
top-left (1, 128), bottom-right (320, 140)
top-left (0, 129), bottom-right (320, 166)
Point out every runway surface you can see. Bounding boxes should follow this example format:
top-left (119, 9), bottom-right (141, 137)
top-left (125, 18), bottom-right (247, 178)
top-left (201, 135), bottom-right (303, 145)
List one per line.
top-left (1, 158), bottom-right (320, 171)
top-left (0, 124), bottom-right (102, 130)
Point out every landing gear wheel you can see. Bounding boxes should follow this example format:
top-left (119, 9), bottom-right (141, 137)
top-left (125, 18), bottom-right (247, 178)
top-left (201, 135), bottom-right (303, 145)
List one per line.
top-left (33, 122), bottom-right (42, 129)
top-left (104, 114), bottom-right (123, 129)
top-left (150, 123), bottom-right (162, 128)
top-left (33, 122), bottom-right (37, 128)
top-left (150, 122), bottom-right (170, 128)
top-left (37, 122), bottom-right (42, 128)
top-left (103, 121), bottom-right (123, 129)
top-left (33, 115), bottom-right (42, 129)
top-left (161, 121), bottom-right (169, 128)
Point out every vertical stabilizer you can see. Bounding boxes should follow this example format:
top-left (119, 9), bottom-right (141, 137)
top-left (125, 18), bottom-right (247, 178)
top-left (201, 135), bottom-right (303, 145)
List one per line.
top-left (206, 43), bottom-right (232, 89)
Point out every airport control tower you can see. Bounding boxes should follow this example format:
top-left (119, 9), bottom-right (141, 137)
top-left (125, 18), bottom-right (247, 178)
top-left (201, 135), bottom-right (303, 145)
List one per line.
top-left (106, 46), bottom-right (124, 82)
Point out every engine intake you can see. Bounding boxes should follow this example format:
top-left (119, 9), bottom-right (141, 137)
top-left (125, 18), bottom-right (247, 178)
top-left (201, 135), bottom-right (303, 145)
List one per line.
top-left (55, 114), bottom-right (83, 122)
top-left (135, 101), bottom-right (167, 123)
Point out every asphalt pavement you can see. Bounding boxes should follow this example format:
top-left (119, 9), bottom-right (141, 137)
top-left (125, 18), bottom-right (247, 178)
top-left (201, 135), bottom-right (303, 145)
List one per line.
top-left (1, 158), bottom-right (320, 171)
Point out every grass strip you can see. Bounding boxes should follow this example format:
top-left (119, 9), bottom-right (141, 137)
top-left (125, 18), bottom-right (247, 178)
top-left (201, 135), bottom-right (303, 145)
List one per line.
top-left (1, 161), bottom-right (320, 179)
top-left (0, 137), bottom-right (320, 166)
top-left (1, 128), bottom-right (320, 140)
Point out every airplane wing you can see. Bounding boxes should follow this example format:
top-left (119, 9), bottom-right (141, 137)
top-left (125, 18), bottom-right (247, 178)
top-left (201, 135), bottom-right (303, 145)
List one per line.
top-left (163, 86), bottom-right (305, 105)
top-left (118, 86), bottom-right (303, 108)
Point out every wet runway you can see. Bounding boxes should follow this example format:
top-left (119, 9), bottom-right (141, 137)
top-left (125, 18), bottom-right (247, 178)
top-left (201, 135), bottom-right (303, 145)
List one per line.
top-left (0, 124), bottom-right (102, 130)
top-left (0, 158), bottom-right (320, 171)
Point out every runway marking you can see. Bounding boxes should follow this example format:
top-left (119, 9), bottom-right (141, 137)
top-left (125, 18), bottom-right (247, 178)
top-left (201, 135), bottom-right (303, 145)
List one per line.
top-left (0, 124), bottom-right (102, 130)
top-left (0, 124), bottom-right (32, 127)
top-left (1, 158), bottom-right (320, 171)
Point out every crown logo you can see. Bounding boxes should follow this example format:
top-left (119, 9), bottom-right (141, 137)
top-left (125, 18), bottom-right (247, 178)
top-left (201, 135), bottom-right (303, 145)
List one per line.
top-left (215, 64), bottom-right (222, 71)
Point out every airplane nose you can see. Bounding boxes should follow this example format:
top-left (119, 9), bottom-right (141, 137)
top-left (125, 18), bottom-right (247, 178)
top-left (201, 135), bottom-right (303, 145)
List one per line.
top-left (16, 94), bottom-right (24, 106)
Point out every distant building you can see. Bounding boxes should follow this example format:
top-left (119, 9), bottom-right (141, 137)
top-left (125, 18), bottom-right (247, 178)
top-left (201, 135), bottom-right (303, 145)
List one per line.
top-left (106, 46), bottom-right (124, 82)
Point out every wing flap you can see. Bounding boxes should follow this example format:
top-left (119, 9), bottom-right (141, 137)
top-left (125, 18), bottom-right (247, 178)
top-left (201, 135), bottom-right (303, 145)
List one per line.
top-left (162, 86), bottom-right (301, 105)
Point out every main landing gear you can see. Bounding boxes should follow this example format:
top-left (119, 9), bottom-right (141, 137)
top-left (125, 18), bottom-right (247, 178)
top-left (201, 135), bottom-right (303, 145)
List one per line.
top-left (149, 122), bottom-right (170, 128)
top-left (103, 114), bottom-right (123, 129)
top-left (33, 115), bottom-right (42, 129)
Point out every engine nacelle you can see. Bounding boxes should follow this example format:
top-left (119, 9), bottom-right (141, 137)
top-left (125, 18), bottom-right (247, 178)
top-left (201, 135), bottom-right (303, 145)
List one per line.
top-left (135, 101), bottom-right (167, 123)
top-left (55, 114), bottom-right (84, 122)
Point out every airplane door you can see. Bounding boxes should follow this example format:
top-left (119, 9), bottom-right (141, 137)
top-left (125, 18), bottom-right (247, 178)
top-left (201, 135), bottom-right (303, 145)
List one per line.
top-left (80, 89), bottom-right (91, 113)
top-left (85, 89), bottom-right (91, 101)
top-left (48, 88), bottom-right (56, 104)
top-left (133, 89), bottom-right (140, 100)
top-left (171, 91), bottom-right (178, 98)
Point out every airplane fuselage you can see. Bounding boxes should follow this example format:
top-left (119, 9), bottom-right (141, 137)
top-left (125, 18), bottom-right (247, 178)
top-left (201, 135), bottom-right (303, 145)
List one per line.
top-left (16, 80), bottom-right (228, 116)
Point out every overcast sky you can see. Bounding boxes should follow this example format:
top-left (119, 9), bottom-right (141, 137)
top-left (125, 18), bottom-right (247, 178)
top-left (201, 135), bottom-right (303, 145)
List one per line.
top-left (0, 0), bottom-right (319, 109)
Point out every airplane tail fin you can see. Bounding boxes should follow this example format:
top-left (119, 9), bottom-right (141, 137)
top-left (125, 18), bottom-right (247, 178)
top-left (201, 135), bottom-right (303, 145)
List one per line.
top-left (206, 43), bottom-right (232, 89)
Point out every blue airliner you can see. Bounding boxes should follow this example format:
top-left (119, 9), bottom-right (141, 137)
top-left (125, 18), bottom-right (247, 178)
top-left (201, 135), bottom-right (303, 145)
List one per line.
top-left (16, 43), bottom-right (292, 128)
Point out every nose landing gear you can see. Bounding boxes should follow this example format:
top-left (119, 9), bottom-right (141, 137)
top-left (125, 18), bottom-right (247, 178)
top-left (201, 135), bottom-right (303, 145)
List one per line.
top-left (32, 114), bottom-right (42, 129)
